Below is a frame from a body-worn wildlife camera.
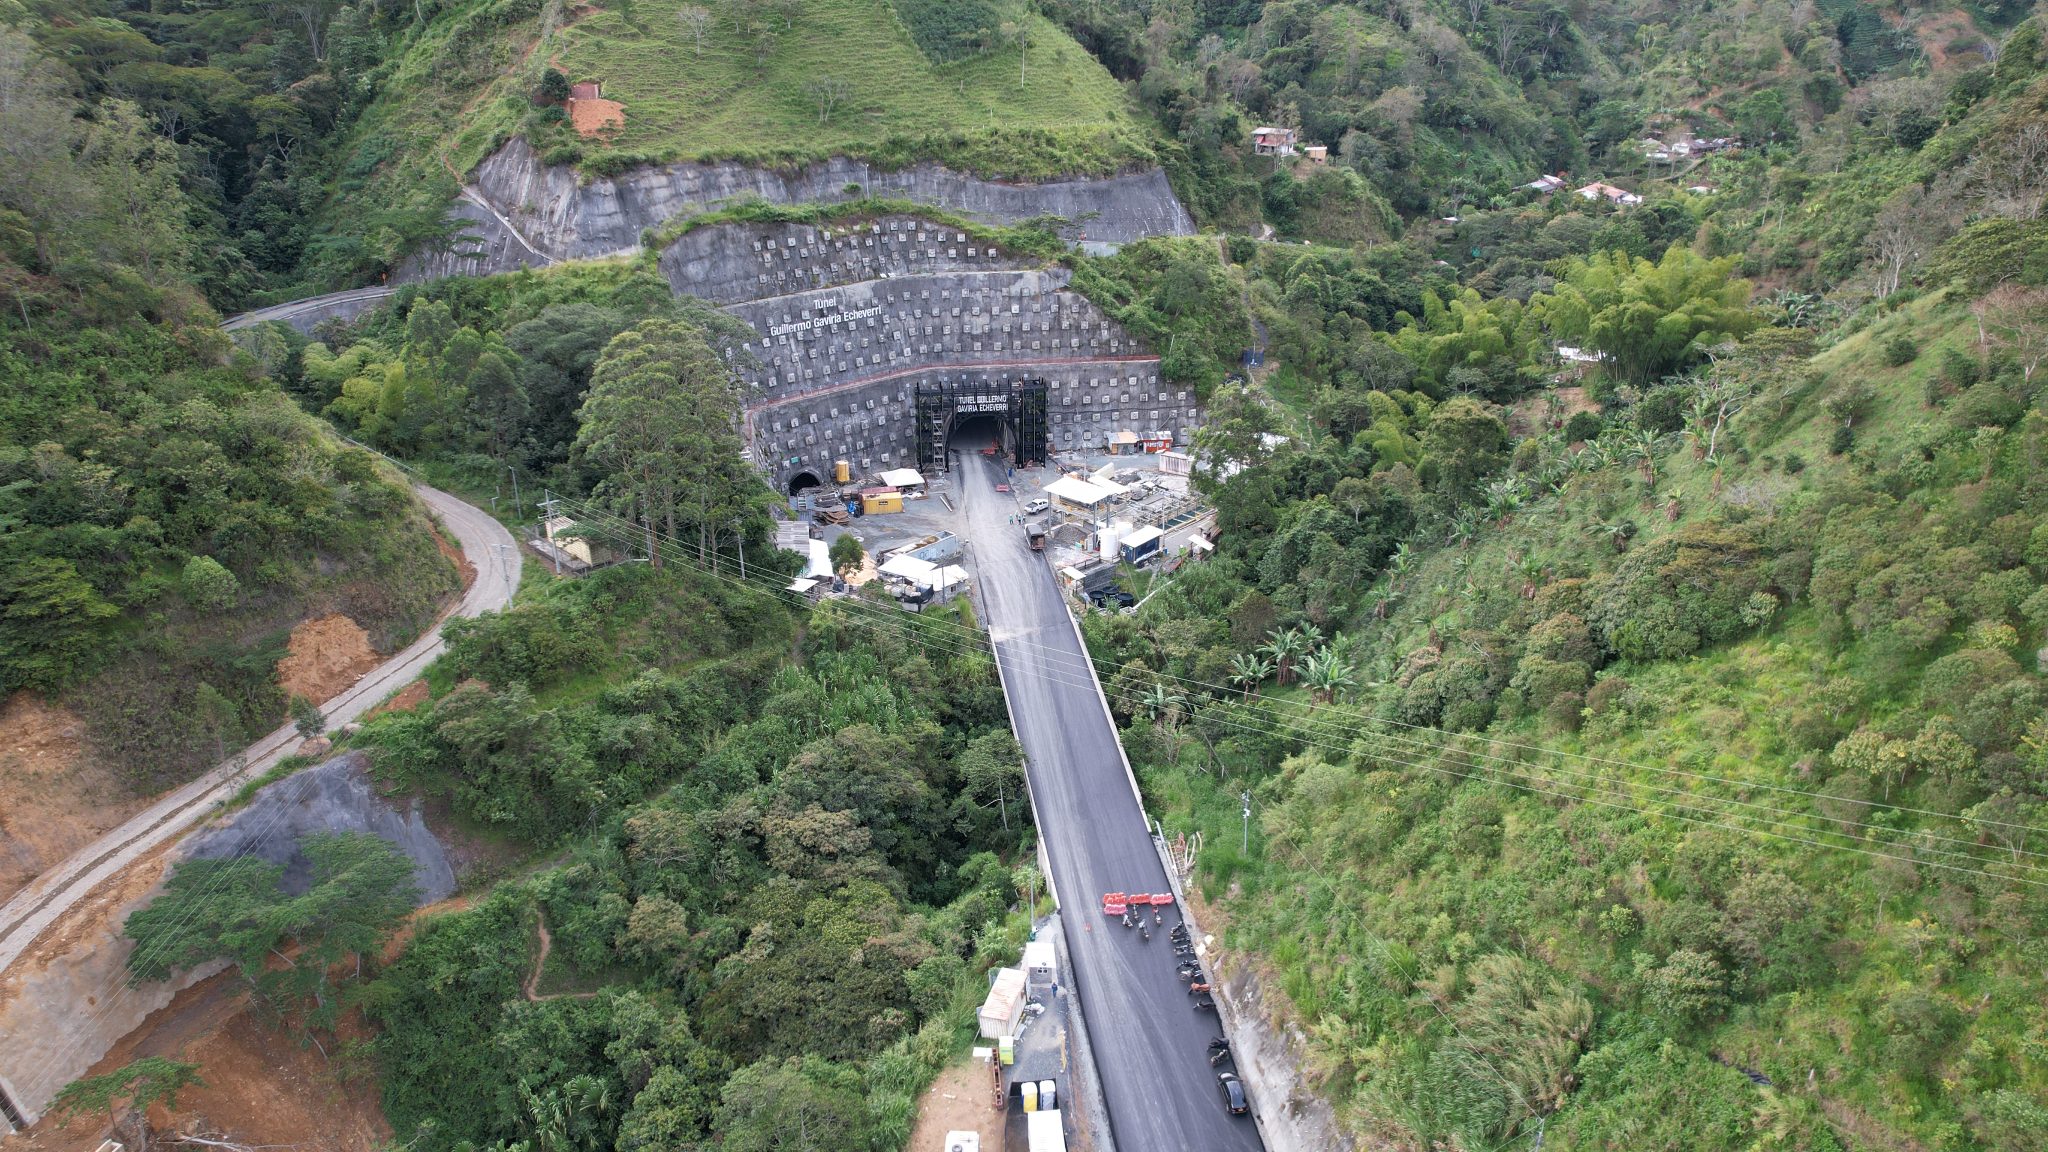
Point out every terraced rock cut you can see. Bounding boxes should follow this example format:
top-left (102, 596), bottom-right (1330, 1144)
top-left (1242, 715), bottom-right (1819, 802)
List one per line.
top-left (671, 216), bottom-right (1195, 490)
top-left (398, 138), bottom-right (1195, 282)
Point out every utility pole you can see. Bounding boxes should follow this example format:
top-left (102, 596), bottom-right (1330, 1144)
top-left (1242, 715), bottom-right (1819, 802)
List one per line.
top-left (537, 491), bottom-right (562, 575)
top-left (733, 517), bottom-right (746, 579)
top-left (1240, 788), bottom-right (1252, 855)
top-left (508, 464), bottom-right (523, 519)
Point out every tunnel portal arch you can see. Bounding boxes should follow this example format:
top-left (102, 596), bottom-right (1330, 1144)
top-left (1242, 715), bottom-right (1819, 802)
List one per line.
top-left (785, 469), bottom-right (824, 495)
top-left (915, 378), bottom-right (1048, 475)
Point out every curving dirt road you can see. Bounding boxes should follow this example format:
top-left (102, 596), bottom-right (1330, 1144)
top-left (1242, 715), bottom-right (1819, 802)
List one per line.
top-left (0, 484), bottom-right (519, 982)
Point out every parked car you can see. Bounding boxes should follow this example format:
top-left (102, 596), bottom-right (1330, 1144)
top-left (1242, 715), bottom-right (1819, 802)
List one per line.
top-left (1024, 497), bottom-right (1050, 514)
top-left (1217, 1072), bottom-right (1249, 1116)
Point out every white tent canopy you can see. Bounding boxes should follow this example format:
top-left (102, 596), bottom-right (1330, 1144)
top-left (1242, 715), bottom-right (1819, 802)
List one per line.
top-left (879, 554), bottom-right (938, 582)
top-left (1046, 476), bottom-right (1116, 508)
top-left (877, 467), bottom-right (925, 489)
top-left (805, 538), bottom-right (832, 579)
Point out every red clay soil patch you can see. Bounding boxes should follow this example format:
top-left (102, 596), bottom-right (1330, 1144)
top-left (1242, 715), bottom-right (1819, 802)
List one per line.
top-left (16, 971), bottom-right (391, 1152)
top-left (568, 96), bottom-right (625, 138)
top-left (366, 678), bottom-right (431, 720)
top-left (276, 614), bottom-right (380, 705)
top-left (432, 521), bottom-right (477, 595)
top-left (0, 693), bottom-right (140, 904)
top-left (380, 894), bottom-right (473, 965)
top-left (906, 1059), bottom-right (1003, 1151)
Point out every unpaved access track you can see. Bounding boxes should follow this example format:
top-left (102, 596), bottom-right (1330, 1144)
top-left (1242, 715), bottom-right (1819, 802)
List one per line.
top-left (0, 485), bottom-right (517, 982)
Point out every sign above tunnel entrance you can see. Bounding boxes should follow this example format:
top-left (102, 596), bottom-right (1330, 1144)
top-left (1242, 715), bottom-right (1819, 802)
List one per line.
top-left (915, 379), bottom-right (1048, 475)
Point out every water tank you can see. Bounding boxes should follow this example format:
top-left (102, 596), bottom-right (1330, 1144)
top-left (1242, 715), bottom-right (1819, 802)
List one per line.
top-left (834, 459), bottom-right (851, 484)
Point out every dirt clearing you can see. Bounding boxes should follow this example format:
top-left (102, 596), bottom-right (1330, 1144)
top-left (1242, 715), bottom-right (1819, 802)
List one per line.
top-left (1506, 384), bottom-right (1598, 439)
top-left (0, 694), bottom-right (139, 903)
top-left (569, 96), bottom-right (625, 137)
top-left (10, 971), bottom-right (391, 1152)
top-left (276, 614), bottom-right (380, 704)
top-left (366, 678), bottom-right (431, 720)
top-left (907, 1058), bottom-right (1003, 1151)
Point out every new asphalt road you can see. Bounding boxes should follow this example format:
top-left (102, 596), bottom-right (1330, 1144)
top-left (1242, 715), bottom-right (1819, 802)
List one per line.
top-left (955, 444), bottom-right (1267, 1152)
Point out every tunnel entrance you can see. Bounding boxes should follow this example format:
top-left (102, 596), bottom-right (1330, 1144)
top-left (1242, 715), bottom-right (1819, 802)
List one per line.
top-left (786, 469), bottom-right (823, 496)
top-left (915, 378), bottom-right (1048, 474)
top-left (948, 412), bottom-right (1007, 456)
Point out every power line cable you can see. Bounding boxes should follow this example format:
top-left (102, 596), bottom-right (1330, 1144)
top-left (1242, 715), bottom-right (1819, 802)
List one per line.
top-left (546, 494), bottom-right (2048, 883)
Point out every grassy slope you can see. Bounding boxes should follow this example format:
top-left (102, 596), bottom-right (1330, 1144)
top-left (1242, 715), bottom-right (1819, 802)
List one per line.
top-left (307, 0), bottom-right (1153, 289)
top-left (544, 1), bottom-right (1149, 175)
top-left (1126, 294), bottom-right (2048, 1150)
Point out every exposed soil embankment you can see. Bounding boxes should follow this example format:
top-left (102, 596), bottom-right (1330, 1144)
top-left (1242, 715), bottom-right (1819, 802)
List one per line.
top-left (0, 752), bottom-right (456, 1128)
top-left (0, 696), bottom-right (134, 904)
top-left (276, 614), bottom-right (381, 706)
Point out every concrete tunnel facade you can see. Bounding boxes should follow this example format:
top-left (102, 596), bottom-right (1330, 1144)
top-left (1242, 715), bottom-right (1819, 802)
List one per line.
top-left (661, 215), bottom-right (1202, 493)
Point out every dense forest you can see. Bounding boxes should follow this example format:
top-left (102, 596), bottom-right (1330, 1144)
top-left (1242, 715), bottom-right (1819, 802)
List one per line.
top-left (121, 566), bottom-right (1038, 1151)
top-left (6, 0), bottom-right (2048, 1148)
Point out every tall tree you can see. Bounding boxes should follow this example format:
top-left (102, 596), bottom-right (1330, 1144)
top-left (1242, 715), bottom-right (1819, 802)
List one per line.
top-left (574, 319), bottom-right (754, 565)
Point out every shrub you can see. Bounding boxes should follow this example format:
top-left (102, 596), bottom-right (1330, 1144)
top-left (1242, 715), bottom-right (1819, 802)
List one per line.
top-left (1882, 333), bottom-right (1918, 366)
top-left (1589, 521), bottom-right (1770, 662)
top-left (536, 68), bottom-right (570, 106)
top-left (1641, 949), bottom-right (1728, 1024)
top-left (1563, 410), bottom-right (1604, 444)
top-left (181, 555), bottom-right (241, 613)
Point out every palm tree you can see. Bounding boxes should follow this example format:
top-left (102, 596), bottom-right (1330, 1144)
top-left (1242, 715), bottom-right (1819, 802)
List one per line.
top-left (1573, 437), bottom-right (1611, 474)
top-left (1482, 477), bottom-right (1527, 526)
top-left (1260, 627), bottom-right (1311, 685)
top-left (1516, 554), bottom-right (1546, 599)
top-left (1387, 541), bottom-right (1417, 587)
top-left (1300, 649), bottom-right (1356, 706)
top-left (1446, 507), bottom-right (1482, 548)
top-left (1229, 652), bottom-right (1273, 700)
top-left (1617, 427), bottom-right (1669, 485)
top-left (1585, 518), bottom-right (1637, 552)
top-left (1139, 681), bottom-right (1189, 763)
top-left (1662, 489), bottom-right (1683, 521)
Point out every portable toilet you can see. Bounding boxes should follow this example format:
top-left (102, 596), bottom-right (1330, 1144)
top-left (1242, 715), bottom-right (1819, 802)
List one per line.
top-left (1021, 1080), bottom-right (1039, 1112)
top-left (1039, 1080), bottom-right (1057, 1110)
top-left (998, 1035), bottom-right (1015, 1065)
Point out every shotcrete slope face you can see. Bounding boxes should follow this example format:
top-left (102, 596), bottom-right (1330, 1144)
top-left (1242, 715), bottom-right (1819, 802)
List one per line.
top-left (672, 216), bottom-right (1195, 491)
top-left (398, 137), bottom-right (1196, 281)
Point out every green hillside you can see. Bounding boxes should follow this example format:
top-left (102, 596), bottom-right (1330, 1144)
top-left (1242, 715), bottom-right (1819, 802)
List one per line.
top-left (303, 0), bottom-right (1154, 289)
